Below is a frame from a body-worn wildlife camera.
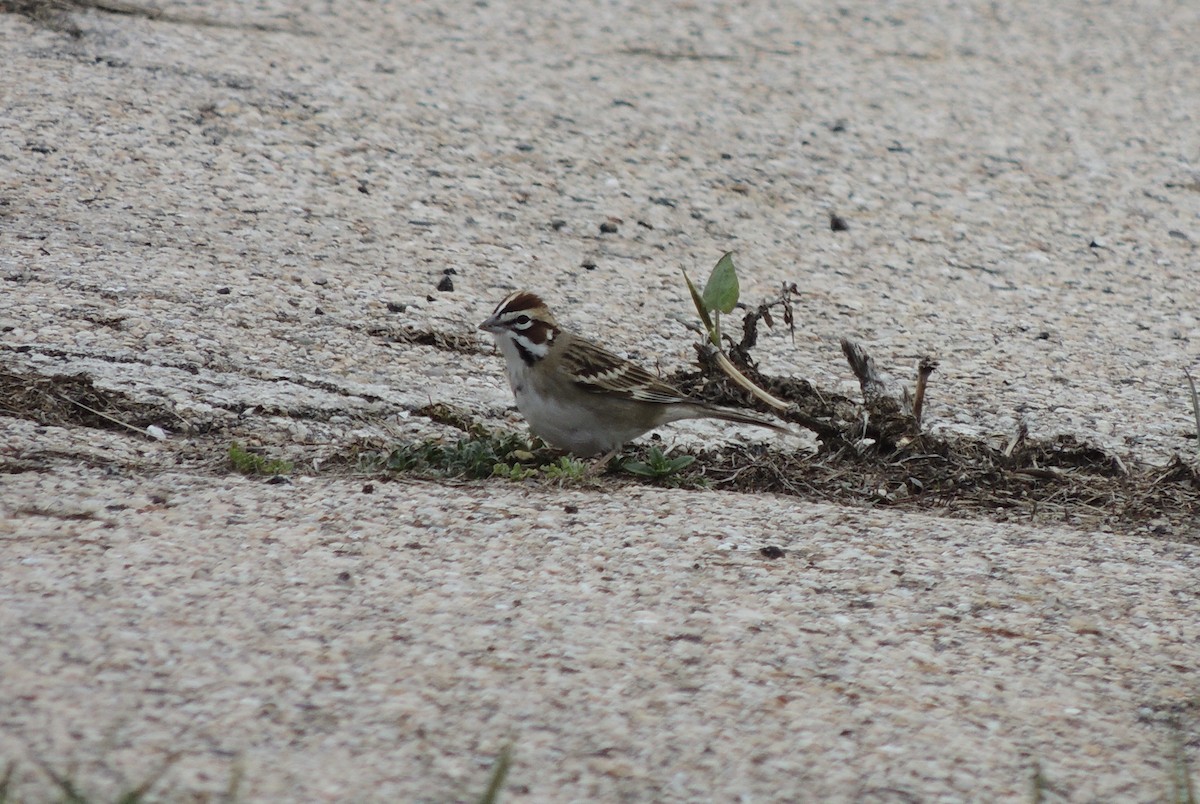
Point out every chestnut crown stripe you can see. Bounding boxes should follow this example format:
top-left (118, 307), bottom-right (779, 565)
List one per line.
top-left (493, 291), bottom-right (559, 349)
top-left (494, 291), bottom-right (547, 317)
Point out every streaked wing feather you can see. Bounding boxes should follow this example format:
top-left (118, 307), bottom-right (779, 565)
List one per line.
top-left (562, 339), bottom-right (688, 404)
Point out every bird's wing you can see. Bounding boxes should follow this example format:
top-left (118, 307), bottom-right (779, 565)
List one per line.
top-left (560, 337), bottom-right (690, 404)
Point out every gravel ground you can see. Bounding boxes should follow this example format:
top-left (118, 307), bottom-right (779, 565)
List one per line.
top-left (3, 462), bottom-right (1198, 801)
top-left (2, 0), bottom-right (1199, 800)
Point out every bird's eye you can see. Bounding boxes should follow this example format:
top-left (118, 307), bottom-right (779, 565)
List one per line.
top-left (513, 314), bottom-right (532, 328)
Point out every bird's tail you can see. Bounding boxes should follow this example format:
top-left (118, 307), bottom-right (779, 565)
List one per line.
top-left (705, 406), bottom-right (798, 437)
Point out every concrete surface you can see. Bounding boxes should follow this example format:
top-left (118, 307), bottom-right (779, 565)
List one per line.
top-left (2, 0), bottom-right (1199, 800)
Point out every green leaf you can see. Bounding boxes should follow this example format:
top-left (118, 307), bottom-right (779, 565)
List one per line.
top-left (682, 269), bottom-right (716, 344)
top-left (665, 454), bottom-right (696, 473)
top-left (543, 456), bottom-right (587, 481)
top-left (702, 251), bottom-right (740, 314)
top-left (622, 447), bottom-right (694, 478)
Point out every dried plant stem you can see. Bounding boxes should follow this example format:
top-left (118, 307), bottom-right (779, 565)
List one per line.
top-left (913, 357), bottom-right (938, 426)
top-left (58, 394), bottom-right (152, 438)
top-left (1185, 368), bottom-right (1200, 458)
top-left (710, 348), bottom-right (791, 412)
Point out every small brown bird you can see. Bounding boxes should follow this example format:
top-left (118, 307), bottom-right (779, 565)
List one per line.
top-left (479, 290), bottom-right (792, 457)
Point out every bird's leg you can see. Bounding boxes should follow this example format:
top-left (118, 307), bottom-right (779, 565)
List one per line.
top-left (584, 447), bottom-right (622, 478)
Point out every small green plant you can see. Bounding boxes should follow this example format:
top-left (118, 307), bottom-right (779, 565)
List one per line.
top-left (228, 442), bottom-right (293, 476)
top-left (680, 253), bottom-right (793, 417)
top-left (379, 432), bottom-right (539, 479)
top-left (683, 250), bottom-right (740, 346)
top-left (542, 456), bottom-right (588, 482)
top-left (491, 462), bottom-right (538, 481)
top-left (622, 446), bottom-right (695, 479)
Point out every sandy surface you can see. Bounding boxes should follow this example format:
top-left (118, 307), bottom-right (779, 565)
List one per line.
top-left (2, 0), bottom-right (1199, 800)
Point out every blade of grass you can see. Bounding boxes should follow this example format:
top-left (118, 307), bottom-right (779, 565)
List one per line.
top-left (1170, 722), bottom-right (1197, 804)
top-left (478, 745), bottom-right (512, 804)
top-left (0, 760), bottom-right (15, 804)
top-left (683, 269), bottom-right (718, 345)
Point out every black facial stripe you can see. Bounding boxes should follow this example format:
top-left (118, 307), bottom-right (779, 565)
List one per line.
top-left (514, 339), bottom-right (537, 366)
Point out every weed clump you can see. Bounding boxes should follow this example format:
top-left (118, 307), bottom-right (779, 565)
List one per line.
top-left (368, 432), bottom-right (539, 479)
top-left (228, 442), bottom-right (293, 476)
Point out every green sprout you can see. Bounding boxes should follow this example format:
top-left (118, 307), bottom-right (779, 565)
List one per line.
top-left (622, 446), bottom-right (695, 479)
top-left (542, 456), bottom-right (588, 482)
top-left (683, 251), bottom-right (740, 346)
top-left (228, 442), bottom-right (293, 476)
top-left (381, 432), bottom-right (537, 479)
top-left (491, 462), bottom-right (539, 481)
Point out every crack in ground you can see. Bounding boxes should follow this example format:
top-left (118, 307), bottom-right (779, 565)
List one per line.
top-left (2, 355), bottom-right (1197, 543)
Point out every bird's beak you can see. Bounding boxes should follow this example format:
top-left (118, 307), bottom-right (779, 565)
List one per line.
top-left (478, 315), bottom-right (501, 333)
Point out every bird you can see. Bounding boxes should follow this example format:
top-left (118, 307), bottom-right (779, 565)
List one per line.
top-left (478, 289), bottom-right (794, 459)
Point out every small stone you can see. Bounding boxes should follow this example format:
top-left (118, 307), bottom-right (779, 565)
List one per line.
top-left (599, 220), bottom-right (619, 234)
top-left (760, 546), bottom-right (785, 559)
top-left (362, 483), bottom-right (375, 494)
top-left (216, 286), bottom-right (231, 295)
top-left (313, 276), bottom-right (328, 286)
top-left (437, 276), bottom-right (454, 292)
top-left (386, 301), bottom-right (407, 313)
top-left (830, 214), bottom-right (849, 232)
top-left (581, 259), bottom-right (597, 271)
